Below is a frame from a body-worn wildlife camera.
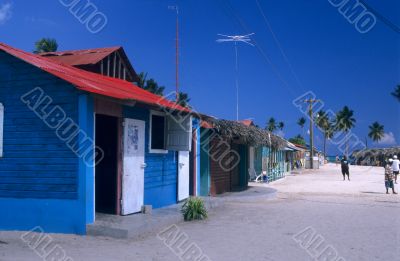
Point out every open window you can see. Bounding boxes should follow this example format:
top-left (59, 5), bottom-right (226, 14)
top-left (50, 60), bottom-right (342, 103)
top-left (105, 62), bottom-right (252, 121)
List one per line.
top-left (149, 111), bottom-right (192, 153)
top-left (149, 111), bottom-right (167, 153)
top-left (0, 103), bottom-right (3, 157)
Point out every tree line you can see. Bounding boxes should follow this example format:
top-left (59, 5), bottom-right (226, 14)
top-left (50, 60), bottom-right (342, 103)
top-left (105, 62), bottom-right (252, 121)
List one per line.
top-left (272, 86), bottom-right (400, 157)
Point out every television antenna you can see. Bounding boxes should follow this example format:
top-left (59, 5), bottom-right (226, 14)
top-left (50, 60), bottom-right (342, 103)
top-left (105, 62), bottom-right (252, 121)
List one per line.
top-left (217, 33), bottom-right (255, 121)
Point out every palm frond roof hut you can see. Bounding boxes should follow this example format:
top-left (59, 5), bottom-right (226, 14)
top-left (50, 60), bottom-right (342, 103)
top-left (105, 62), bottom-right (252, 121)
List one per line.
top-left (204, 118), bottom-right (287, 150)
top-left (352, 147), bottom-right (400, 161)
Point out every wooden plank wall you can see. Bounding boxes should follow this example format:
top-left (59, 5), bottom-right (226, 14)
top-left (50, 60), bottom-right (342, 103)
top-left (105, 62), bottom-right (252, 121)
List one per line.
top-left (209, 136), bottom-right (231, 195)
top-left (0, 51), bottom-right (80, 199)
top-left (123, 106), bottom-right (178, 208)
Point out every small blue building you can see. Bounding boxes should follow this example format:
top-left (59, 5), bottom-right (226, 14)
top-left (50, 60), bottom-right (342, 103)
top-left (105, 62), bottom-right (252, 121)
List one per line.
top-left (0, 43), bottom-right (199, 234)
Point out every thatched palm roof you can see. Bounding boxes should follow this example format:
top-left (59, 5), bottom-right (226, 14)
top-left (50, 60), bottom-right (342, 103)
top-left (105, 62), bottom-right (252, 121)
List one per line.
top-left (207, 119), bottom-right (287, 149)
top-left (352, 147), bottom-right (400, 163)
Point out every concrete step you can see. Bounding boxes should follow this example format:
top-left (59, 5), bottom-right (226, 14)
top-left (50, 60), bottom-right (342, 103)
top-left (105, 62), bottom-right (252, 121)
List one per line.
top-left (87, 186), bottom-right (277, 240)
top-left (87, 204), bottom-right (185, 240)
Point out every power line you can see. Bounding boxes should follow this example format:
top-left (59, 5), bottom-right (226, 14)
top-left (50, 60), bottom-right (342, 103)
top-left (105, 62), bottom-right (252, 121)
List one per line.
top-left (255, 0), bottom-right (305, 91)
top-left (359, 0), bottom-right (400, 34)
top-left (218, 0), bottom-right (298, 97)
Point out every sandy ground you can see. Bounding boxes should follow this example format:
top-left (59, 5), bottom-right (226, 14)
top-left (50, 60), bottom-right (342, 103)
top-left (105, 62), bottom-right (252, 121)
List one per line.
top-left (0, 164), bottom-right (399, 261)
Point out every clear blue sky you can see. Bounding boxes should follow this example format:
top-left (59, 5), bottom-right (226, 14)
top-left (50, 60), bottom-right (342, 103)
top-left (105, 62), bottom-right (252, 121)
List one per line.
top-left (1, 0), bottom-right (399, 154)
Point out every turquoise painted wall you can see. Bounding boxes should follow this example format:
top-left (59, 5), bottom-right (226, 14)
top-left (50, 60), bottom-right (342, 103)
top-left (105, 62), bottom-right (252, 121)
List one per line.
top-left (193, 119), bottom-right (201, 197)
top-left (254, 147), bottom-right (263, 174)
top-left (261, 147), bottom-right (286, 182)
top-left (199, 128), bottom-right (210, 196)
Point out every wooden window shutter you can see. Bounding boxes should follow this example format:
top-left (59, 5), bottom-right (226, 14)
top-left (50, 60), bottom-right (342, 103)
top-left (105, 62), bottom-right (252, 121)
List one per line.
top-left (166, 115), bottom-right (192, 151)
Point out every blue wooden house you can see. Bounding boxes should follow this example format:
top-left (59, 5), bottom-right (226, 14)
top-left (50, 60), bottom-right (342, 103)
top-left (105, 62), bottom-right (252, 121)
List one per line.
top-left (0, 43), bottom-right (199, 234)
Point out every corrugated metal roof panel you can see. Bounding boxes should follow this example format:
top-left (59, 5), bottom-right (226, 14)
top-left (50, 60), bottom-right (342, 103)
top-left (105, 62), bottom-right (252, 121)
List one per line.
top-left (39, 47), bottom-right (120, 66)
top-left (0, 43), bottom-right (190, 113)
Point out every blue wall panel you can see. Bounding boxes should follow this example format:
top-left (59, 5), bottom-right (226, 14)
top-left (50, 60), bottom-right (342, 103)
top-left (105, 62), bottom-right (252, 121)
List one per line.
top-left (123, 106), bottom-right (178, 208)
top-left (0, 52), bottom-right (87, 234)
top-left (79, 95), bottom-right (95, 224)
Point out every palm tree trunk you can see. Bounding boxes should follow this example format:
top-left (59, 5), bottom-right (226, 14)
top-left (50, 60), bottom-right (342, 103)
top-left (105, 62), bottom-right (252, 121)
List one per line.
top-left (323, 132), bottom-right (327, 158)
top-left (345, 131), bottom-right (349, 157)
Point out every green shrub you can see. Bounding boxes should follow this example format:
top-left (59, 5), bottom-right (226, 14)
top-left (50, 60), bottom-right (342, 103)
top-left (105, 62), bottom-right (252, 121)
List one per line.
top-left (181, 197), bottom-right (208, 221)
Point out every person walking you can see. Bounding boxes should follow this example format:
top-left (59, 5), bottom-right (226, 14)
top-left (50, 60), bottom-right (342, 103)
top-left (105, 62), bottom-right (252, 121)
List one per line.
top-left (341, 156), bottom-right (350, 181)
top-left (385, 159), bottom-right (397, 194)
top-left (392, 155), bottom-right (400, 184)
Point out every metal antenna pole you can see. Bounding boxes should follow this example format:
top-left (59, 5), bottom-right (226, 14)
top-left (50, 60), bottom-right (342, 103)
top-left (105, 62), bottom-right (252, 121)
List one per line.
top-left (175, 6), bottom-right (179, 101)
top-left (169, 5), bottom-right (179, 101)
top-left (216, 33), bottom-right (254, 121)
top-left (234, 42), bottom-right (239, 121)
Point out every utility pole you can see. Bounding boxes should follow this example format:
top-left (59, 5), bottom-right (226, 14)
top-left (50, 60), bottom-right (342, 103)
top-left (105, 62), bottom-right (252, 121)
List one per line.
top-left (304, 99), bottom-right (320, 169)
top-left (169, 6), bottom-right (179, 101)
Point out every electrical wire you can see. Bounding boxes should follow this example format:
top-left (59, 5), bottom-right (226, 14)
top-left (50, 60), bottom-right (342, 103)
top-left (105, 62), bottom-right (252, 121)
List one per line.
top-left (217, 0), bottom-right (299, 97)
top-left (359, 0), bottom-right (400, 35)
top-left (255, 0), bottom-right (306, 92)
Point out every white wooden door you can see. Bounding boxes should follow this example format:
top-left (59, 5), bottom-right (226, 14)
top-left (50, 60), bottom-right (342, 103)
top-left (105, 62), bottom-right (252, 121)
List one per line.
top-left (122, 118), bottom-right (146, 215)
top-left (178, 151), bottom-right (190, 201)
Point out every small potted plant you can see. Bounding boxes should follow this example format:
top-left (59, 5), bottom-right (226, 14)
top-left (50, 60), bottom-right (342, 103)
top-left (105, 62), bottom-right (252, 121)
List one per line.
top-left (181, 197), bottom-right (208, 221)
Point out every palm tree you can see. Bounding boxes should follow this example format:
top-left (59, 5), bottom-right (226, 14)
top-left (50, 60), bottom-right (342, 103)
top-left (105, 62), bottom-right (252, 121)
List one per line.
top-left (289, 134), bottom-right (306, 146)
top-left (334, 106), bottom-right (356, 156)
top-left (297, 117), bottom-right (306, 134)
top-left (315, 110), bottom-right (335, 157)
top-left (278, 121), bottom-right (284, 131)
top-left (33, 38), bottom-right (58, 53)
top-left (137, 72), bottom-right (165, 96)
top-left (137, 72), bottom-right (148, 88)
top-left (368, 122), bottom-right (384, 143)
top-left (176, 92), bottom-right (191, 108)
top-left (266, 117), bottom-right (277, 132)
top-left (391, 85), bottom-right (400, 102)
top-left (143, 79), bottom-right (165, 96)
top-left (324, 121), bottom-right (335, 157)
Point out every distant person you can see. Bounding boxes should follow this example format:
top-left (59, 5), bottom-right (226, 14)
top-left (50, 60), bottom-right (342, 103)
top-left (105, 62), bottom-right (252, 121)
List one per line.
top-left (385, 159), bottom-right (397, 194)
top-left (392, 155), bottom-right (400, 184)
top-left (341, 156), bottom-right (350, 181)
top-left (336, 155), bottom-right (340, 166)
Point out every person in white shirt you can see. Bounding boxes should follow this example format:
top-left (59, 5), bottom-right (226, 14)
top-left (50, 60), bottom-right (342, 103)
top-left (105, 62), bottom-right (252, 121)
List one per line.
top-left (392, 155), bottom-right (400, 184)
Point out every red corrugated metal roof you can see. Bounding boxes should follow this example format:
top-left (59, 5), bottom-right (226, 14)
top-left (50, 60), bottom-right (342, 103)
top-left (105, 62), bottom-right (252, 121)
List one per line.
top-left (292, 143), bottom-right (307, 150)
top-left (200, 120), bottom-right (213, 129)
top-left (0, 43), bottom-right (190, 112)
top-left (39, 47), bottom-right (120, 66)
top-left (238, 119), bottom-right (254, 127)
